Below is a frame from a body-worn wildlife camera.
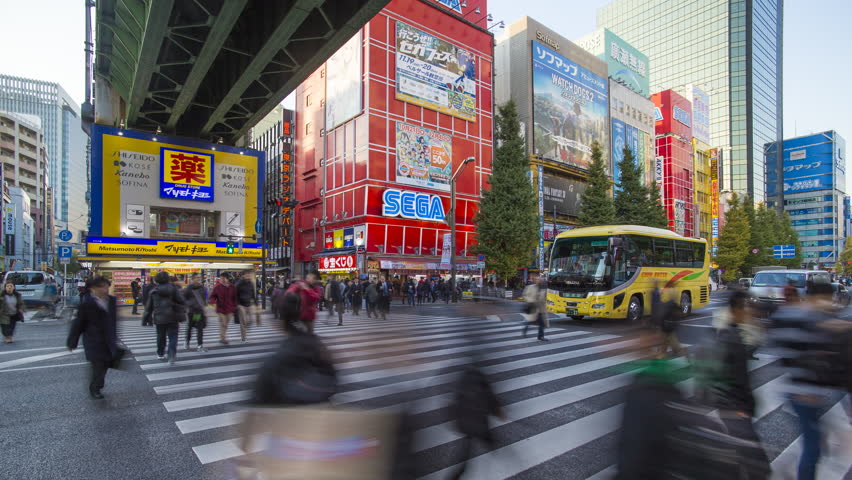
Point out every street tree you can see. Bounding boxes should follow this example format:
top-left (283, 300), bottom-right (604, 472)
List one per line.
top-left (743, 203), bottom-right (779, 271)
top-left (645, 179), bottom-right (669, 229)
top-left (715, 193), bottom-right (751, 282)
top-left (776, 211), bottom-right (802, 269)
top-left (839, 238), bottom-right (852, 275)
top-left (473, 100), bottom-right (538, 285)
top-left (614, 146), bottom-right (648, 224)
top-left (578, 141), bottom-right (616, 226)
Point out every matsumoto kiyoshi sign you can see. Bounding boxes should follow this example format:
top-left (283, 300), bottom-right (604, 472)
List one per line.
top-left (160, 148), bottom-right (214, 201)
top-left (381, 189), bottom-right (446, 221)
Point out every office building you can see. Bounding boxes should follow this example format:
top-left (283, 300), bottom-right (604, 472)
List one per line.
top-left (0, 74), bottom-right (90, 242)
top-left (0, 111), bottom-right (51, 267)
top-left (293, 0), bottom-right (493, 280)
top-left (5, 186), bottom-right (35, 270)
top-left (597, 0), bottom-right (783, 203)
top-left (495, 17), bottom-right (609, 266)
top-left (766, 131), bottom-right (846, 269)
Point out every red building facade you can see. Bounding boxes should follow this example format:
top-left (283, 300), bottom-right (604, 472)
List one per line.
top-left (293, 0), bottom-right (494, 279)
top-left (652, 89), bottom-right (694, 237)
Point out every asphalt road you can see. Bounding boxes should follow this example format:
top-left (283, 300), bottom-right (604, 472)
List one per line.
top-left (1, 294), bottom-right (849, 480)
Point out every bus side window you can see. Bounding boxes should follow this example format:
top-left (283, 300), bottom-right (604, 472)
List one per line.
top-left (692, 243), bottom-right (706, 268)
top-left (654, 239), bottom-right (675, 267)
top-left (675, 240), bottom-right (694, 267)
top-left (630, 236), bottom-right (655, 266)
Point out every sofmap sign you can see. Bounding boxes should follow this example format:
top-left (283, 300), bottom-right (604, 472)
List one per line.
top-left (531, 40), bottom-right (608, 170)
top-left (86, 237), bottom-right (263, 257)
top-left (381, 189), bottom-right (446, 221)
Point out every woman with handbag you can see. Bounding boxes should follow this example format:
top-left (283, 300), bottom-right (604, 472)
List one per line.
top-left (67, 277), bottom-right (123, 399)
top-left (0, 282), bottom-right (25, 343)
top-left (183, 274), bottom-right (208, 352)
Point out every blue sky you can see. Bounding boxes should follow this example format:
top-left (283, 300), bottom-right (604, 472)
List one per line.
top-left (1, 0), bottom-right (848, 173)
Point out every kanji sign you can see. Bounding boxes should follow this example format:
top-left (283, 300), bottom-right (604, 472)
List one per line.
top-left (160, 147), bottom-right (214, 202)
top-left (318, 254), bottom-right (357, 272)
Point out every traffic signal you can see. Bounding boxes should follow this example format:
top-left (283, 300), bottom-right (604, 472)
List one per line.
top-left (226, 241), bottom-right (235, 254)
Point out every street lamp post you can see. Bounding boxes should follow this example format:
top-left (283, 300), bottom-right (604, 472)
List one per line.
top-left (450, 156), bottom-right (475, 303)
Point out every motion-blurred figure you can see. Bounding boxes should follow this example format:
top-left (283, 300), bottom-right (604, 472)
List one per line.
top-left (651, 285), bottom-right (686, 358)
top-left (183, 274), bottom-right (208, 352)
top-left (67, 277), bottom-right (121, 399)
top-left (522, 278), bottom-right (548, 341)
top-left (770, 281), bottom-right (852, 480)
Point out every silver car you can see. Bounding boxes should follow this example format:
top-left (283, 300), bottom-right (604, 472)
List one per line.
top-left (747, 269), bottom-right (832, 303)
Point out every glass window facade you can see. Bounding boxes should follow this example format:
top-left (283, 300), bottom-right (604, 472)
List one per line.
top-left (597, 0), bottom-right (782, 203)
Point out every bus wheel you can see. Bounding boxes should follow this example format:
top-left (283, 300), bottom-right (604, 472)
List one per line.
top-left (680, 291), bottom-right (692, 315)
top-left (570, 315), bottom-right (584, 321)
top-left (626, 296), bottom-right (643, 323)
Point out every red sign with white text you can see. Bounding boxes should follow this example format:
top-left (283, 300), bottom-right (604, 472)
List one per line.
top-left (318, 254), bottom-right (357, 272)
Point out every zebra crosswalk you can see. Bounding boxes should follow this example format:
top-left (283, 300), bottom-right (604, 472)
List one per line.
top-left (118, 311), bottom-right (852, 479)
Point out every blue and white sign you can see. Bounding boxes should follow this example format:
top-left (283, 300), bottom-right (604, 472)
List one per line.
top-left (673, 106), bottom-right (691, 127)
top-left (58, 230), bottom-right (73, 242)
top-left (381, 189), bottom-right (445, 221)
top-left (773, 244), bottom-right (796, 259)
top-left (58, 245), bottom-right (73, 259)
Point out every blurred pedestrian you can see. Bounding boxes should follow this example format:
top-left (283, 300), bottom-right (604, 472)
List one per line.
top-left (281, 272), bottom-right (322, 329)
top-left (770, 281), bottom-right (852, 480)
top-left (365, 280), bottom-right (379, 319)
top-left (236, 270), bottom-right (258, 331)
top-left (784, 278), bottom-right (799, 304)
top-left (652, 286), bottom-right (686, 358)
top-left (522, 278), bottom-right (548, 341)
top-left (378, 275), bottom-right (391, 320)
top-left (130, 277), bottom-right (142, 315)
top-left (0, 282), bottom-right (24, 343)
top-left (141, 277), bottom-right (155, 326)
top-left (209, 273), bottom-right (238, 345)
top-left (705, 290), bottom-right (770, 479)
top-left (183, 274), bottom-right (208, 352)
top-left (448, 360), bottom-right (504, 479)
top-left (325, 275), bottom-right (344, 326)
top-left (406, 278), bottom-right (416, 307)
top-left (67, 277), bottom-right (122, 399)
top-left (342, 278), bottom-right (352, 312)
top-left (144, 271), bottom-right (185, 365)
top-left (349, 278), bottom-right (362, 316)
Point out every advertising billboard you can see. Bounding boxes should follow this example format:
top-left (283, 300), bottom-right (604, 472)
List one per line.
top-left (85, 237), bottom-right (262, 258)
top-left (576, 28), bottom-right (649, 97)
top-left (325, 31), bottom-right (363, 129)
top-left (89, 125), bottom-right (264, 251)
top-left (542, 174), bottom-right (586, 217)
top-left (653, 90), bottom-right (692, 140)
top-left (395, 122), bottom-right (453, 192)
top-left (766, 136), bottom-right (837, 195)
top-left (532, 40), bottom-right (608, 170)
top-left (611, 119), bottom-right (642, 188)
top-left (673, 199), bottom-right (686, 236)
top-left (691, 87), bottom-right (711, 145)
top-left (395, 21), bottom-right (477, 122)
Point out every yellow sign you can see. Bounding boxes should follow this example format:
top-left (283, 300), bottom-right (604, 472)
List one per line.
top-left (333, 229), bottom-right (344, 248)
top-left (86, 237), bottom-right (263, 258)
top-left (160, 148), bottom-right (214, 201)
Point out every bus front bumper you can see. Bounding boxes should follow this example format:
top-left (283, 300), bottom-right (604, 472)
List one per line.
top-left (546, 295), bottom-right (630, 319)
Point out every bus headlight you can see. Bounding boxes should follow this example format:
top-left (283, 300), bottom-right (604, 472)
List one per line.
top-left (592, 303), bottom-right (606, 309)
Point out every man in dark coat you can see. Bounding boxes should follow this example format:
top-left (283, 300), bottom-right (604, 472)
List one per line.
top-left (130, 278), bottom-right (141, 315)
top-left (141, 277), bottom-right (156, 326)
top-left (67, 277), bottom-right (120, 399)
top-left (235, 270), bottom-right (258, 329)
top-left (144, 271), bottom-right (185, 364)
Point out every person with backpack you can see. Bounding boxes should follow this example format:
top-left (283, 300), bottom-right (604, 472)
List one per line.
top-left (703, 290), bottom-right (770, 479)
top-left (770, 281), bottom-right (852, 480)
top-left (209, 273), bottom-right (238, 345)
top-left (67, 277), bottom-right (123, 399)
top-left (236, 270), bottom-right (258, 330)
top-left (143, 271), bottom-right (186, 365)
top-left (183, 274), bottom-right (208, 352)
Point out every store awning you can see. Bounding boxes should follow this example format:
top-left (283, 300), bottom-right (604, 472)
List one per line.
top-left (79, 258), bottom-right (275, 269)
top-left (369, 256), bottom-right (480, 271)
top-left (312, 249), bottom-right (356, 258)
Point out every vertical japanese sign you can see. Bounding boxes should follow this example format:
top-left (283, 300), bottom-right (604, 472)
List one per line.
top-left (538, 165), bottom-right (545, 269)
top-left (395, 21), bottom-right (477, 122)
top-left (532, 40), bottom-right (608, 170)
top-left (440, 233), bottom-right (452, 269)
top-left (280, 110), bottom-right (295, 257)
top-left (673, 199), bottom-right (686, 236)
top-left (160, 148), bottom-right (214, 201)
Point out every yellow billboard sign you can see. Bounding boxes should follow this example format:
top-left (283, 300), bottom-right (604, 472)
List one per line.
top-left (86, 237), bottom-right (263, 258)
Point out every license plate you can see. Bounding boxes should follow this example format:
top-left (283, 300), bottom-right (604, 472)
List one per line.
top-left (20, 291), bottom-right (34, 297)
top-left (566, 308), bottom-right (578, 315)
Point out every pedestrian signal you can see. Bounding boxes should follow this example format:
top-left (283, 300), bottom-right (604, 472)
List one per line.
top-left (226, 242), bottom-right (235, 254)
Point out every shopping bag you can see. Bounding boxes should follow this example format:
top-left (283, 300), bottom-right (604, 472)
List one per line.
top-left (239, 406), bottom-right (400, 480)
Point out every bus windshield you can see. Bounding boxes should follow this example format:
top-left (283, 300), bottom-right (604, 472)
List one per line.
top-left (549, 236), bottom-right (613, 290)
top-left (6, 272), bottom-right (46, 285)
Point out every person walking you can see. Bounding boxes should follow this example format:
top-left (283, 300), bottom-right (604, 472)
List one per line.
top-left (448, 360), bottom-right (504, 479)
top-left (67, 277), bottom-right (122, 399)
top-left (705, 290), bottom-right (770, 479)
top-left (365, 280), bottom-right (379, 319)
top-left (0, 282), bottom-right (25, 343)
top-left (651, 286), bottom-right (686, 358)
top-left (342, 279), bottom-right (352, 313)
top-left (522, 278), bottom-right (548, 341)
top-left (209, 273), bottom-right (238, 345)
top-left (144, 271), bottom-right (185, 365)
top-left (325, 275), bottom-right (344, 326)
top-left (183, 274), bottom-right (208, 352)
top-left (378, 276), bottom-right (391, 320)
top-left (141, 277), bottom-right (156, 326)
top-left (130, 278), bottom-right (142, 315)
top-left (236, 270), bottom-right (257, 335)
top-left (349, 279), bottom-right (362, 316)
top-left (406, 278), bottom-right (416, 307)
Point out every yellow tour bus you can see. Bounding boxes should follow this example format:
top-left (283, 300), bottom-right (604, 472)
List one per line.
top-left (546, 225), bottom-right (711, 322)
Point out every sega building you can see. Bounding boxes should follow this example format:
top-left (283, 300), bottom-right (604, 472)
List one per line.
top-left (293, 0), bottom-right (493, 280)
top-left (652, 89), bottom-right (695, 238)
top-left (766, 131), bottom-right (847, 268)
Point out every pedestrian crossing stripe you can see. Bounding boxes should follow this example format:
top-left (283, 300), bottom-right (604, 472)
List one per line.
top-left (117, 311), bottom-right (852, 479)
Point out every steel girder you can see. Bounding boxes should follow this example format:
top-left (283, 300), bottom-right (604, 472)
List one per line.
top-left (95, 0), bottom-right (389, 143)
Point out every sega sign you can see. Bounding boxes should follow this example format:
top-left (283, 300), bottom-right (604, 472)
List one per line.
top-left (381, 189), bottom-right (446, 221)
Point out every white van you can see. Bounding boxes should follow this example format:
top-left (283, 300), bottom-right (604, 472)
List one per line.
top-left (3, 270), bottom-right (57, 306)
